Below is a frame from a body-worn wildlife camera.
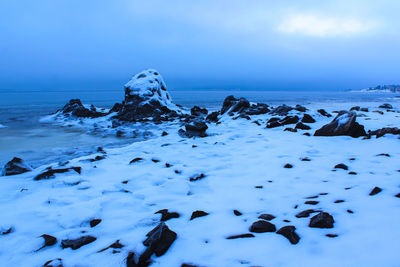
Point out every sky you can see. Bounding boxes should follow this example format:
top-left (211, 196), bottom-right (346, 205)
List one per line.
top-left (0, 0), bottom-right (399, 91)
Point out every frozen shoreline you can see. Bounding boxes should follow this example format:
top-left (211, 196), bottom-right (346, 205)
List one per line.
top-left (0, 99), bottom-right (399, 267)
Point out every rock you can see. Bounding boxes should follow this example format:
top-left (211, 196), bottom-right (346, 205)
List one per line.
top-left (61, 236), bottom-right (96, 250)
top-left (295, 105), bottom-right (307, 112)
top-left (98, 240), bottom-right (124, 253)
top-left (269, 105), bottom-right (293, 116)
top-left (1, 227), bottom-right (13, 235)
top-left (334, 163), bottom-right (348, 170)
top-left (369, 187), bottom-right (382, 196)
top-left (233, 210), bottom-right (243, 216)
top-left (249, 220), bottom-right (276, 233)
top-left (276, 226), bottom-right (300, 245)
top-left (379, 103), bottom-right (393, 109)
top-left (189, 173), bottom-right (206, 182)
top-left (326, 234), bottom-right (338, 238)
top-left (368, 127), bottom-right (400, 138)
top-left (280, 116), bottom-right (299, 125)
top-left (301, 114), bottom-right (316, 123)
top-left (43, 258), bottom-right (63, 267)
top-left (284, 164), bottom-right (293, 168)
top-left (90, 219), bottom-right (102, 228)
top-left (115, 69), bottom-right (181, 122)
top-left (206, 111), bottom-right (220, 122)
top-left (180, 121), bottom-right (208, 138)
top-left (314, 111), bottom-right (366, 138)
top-left (191, 106), bottom-right (208, 116)
top-left (309, 212), bottom-right (334, 228)
top-left (221, 96), bottom-right (250, 115)
top-left (190, 210), bottom-right (209, 220)
top-left (1, 157), bottom-right (32, 176)
top-left (34, 167), bottom-right (81, 181)
top-left (301, 157), bottom-right (311, 161)
top-left (266, 121), bottom-right (282, 128)
top-left (284, 127), bottom-right (297, 132)
top-left (334, 200), bottom-right (345, 203)
top-left (143, 222), bottom-right (177, 257)
top-left (348, 171), bottom-right (357, 175)
top-left (60, 99), bottom-right (106, 118)
top-left (126, 251), bottom-right (151, 267)
top-left (317, 109), bottom-right (332, 117)
top-left (161, 131), bottom-right (168, 136)
top-left (296, 209), bottom-right (317, 218)
top-left (155, 209), bottom-right (180, 222)
top-left (258, 214), bottom-right (275, 221)
top-left (295, 122), bottom-right (311, 130)
top-left (305, 201), bottom-right (319, 205)
top-left (226, 233), bottom-right (255, 239)
top-left (129, 157), bottom-right (144, 164)
top-left (376, 153), bottom-right (390, 157)
top-left (38, 234), bottom-right (57, 250)
top-left (373, 110), bottom-right (384, 115)
top-left (303, 132), bottom-right (311, 136)
top-left (181, 264), bottom-right (198, 267)
top-left (350, 106), bottom-right (360, 111)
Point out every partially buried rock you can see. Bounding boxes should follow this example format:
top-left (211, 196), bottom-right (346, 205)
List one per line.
top-left (284, 163), bottom-right (293, 169)
top-left (1, 157), bottom-right (32, 176)
top-left (155, 209), bottom-right (180, 222)
top-left (368, 127), bottom-right (400, 138)
top-left (314, 111), bottom-right (366, 138)
top-left (317, 109), bottom-right (332, 117)
top-left (309, 212), bottom-right (334, 228)
top-left (221, 96), bottom-right (250, 115)
top-left (59, 99), bottom-right (106, 118)
top-left (369, 187), bottom-right (382, 196)
top-left (276, 226), bottom-right (300, 245)
top-left (191, 106), bottom-right (208, 116)
top-left (269, 105), bottom-right (293, 116)
top-left (34, 167), bottom-right (81, 181)
top-left (98, 240), bottom-right (124, 253)
top-left (379, 103), bottom-right (393, 109)
top-left (190, 210), bottom-right (209, 220)
top-left (179, 120), bottom-right (208, 138)
top-left (233, 210), bottom-right (243, 216)
top-left (61, 236), bottom-right (96, 250)
top-left (142, 223), bottom-right (177, 257)
top-left (206, 111), bottom-right (219, 122)
top-left (226, 233), bottom-right (255, 239)
top-left (37, 234), bottom-right (57, 251)
top-left (258, 214), bottom-right (275, 221)
top-left (43, 258), bottom-right (63, 267)
top-left (296, 209), bottom-right (317, 218)
top-left (249, 220), bottom-right (276, 233)
top-left (90, 219), bottom-right (102, 228)
top-left (334, 163), bottom-right (348, 170)
top-left (295, 122), bottom-right (311, 130)
top-left (302, 114), bottom-right (316, 123)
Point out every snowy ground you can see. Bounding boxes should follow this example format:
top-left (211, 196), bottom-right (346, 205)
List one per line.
top-left (0, 102), bottom-right (400, 267)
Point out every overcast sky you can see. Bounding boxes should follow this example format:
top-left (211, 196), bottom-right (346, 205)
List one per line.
top-left (1, 0), bottom-right (399, 91)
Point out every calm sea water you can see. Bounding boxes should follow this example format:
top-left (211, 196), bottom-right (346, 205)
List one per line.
top-left (0, 89), bottom-right (399, 168)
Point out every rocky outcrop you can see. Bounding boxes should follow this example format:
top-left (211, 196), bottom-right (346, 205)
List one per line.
top-left (1, 157), bottom-right (32, 176)
top-left (379, 103), bottom-right (393, 109)
top-left (191, 106), bottom-right (208, 117)
top-left (60, 99), bottom-right (106, 118)
top-left (314, 111), bottom-right (366, 138)
top-left (220, 96), bottom-right (270, 116)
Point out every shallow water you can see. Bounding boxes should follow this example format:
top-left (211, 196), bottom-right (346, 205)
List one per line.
top-left (0, 89), bottom-right (399, 167)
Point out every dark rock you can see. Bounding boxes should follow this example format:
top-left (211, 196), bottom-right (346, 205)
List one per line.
top-left (181, 264), bottom-right (198, 267)
top-left (161, 131), bottom-right (168, 136)
top-left (347, 209), bottom-right (354, 214)
top-left (368, 127), bottom-right (400, 138)
top-left (379, 103), bottom-right (393, 109)
top-left (305, 195), bottom-right (318, 199)
top-left (43, 258), bottom-right (63, 267)
top-left (190, 210), bottom-right (209, 220)
top-left (266, 121), bottom-right (282, 128)
top-left (301, 157), bottom-right (311, 161)
top-left (90, 219), bottom-right (102, 228)
top-left (326, 234), bottom-right (338, 238)
top-left (155, 209), bottom-right (180, 222)
top-left (284, 164), bottom-right (293, 169)
top-left (191, 106), bottom-right (208, 116)
top-left (348, 171), bottom-right (357, 175)
top-left (221, 96), bottom-right (250, 115)
top-left (34, 167), bottom-right (81, 181)
top-left (317, 109), bottom-right (332, 117)
top-left (284, 127), bottom-right (297, 132)
top-left (314, 111), bottom-right (366, 138)
top-left (369, 187), bottom-right (382, 196)
top-left (361, 108), bottom-right (369, 112)
top-left (334, 200), bottom-right (345, 203)
top-left (233, 210), bottom-right (242, 216)
top-left (206, 111), bottom-right (220, 122)
top-left (246, 103), bottom-right (270, 115)
top-left (269, 105), bottom-right (293, 116)
top-left (303, 132), bottom-right (311, 136)
top-left (255, 185), bottom-right (263, 189)
top-left (110, 103), bottom-right (123, 113)
top-left (305, 201), bottom-right (319, 205)
top-left (151, 158), bottom-right (160, 163)
top-left (90, 155), bottom-right (106, 162)
top-left (301, 114), bottom-right (316, 123)
top-left (129, 158), bottom-right (144, 164)
top-left (39, 234), bottom-right (57, 250)
top-left (295, 105), bottom-right (307, 112)
top-left (249, 220), bottom-right (276, 233)
top-left (1, 227), bottom-right (13, 235)
top-left (60, 99), bottom-right (106, 118)
top-left (376, 153), bottom-right (390, 157)
top-left (258, 214), bottom-right (275, 221)
top-left (180, 121), bottom-right (208, 138)
top-left (395, 193), bottom-right (400, 198)
top-left (309, 212), bottom-right (334, 228)
top-left (334, 163), bottom-right (348, 170)
top-left (350, 106), bottom-right (360, 111)
top-left (295, 122), bottom-right (311, 130)
top-left (143, 222), bottom-right (177, 257)
top-left (226, 233), bottom-right (255, 239)
top-left (189, 173), bottom-right (206, 182)
top-left (276, 226), bottom-right (300, 245)
top-left (280, 116), bottom-right (299, 125)
top-left (126, 251), bottom-right (151, 267)
top-left (61, 236), bottom-right (96, 250)
top-left (98, 240), bottom-right (124, 253)
top-left (1, 157), bottom-right (32, 176)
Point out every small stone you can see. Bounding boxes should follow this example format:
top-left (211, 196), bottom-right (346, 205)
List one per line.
top-left (151, 158), bottom-right (160, 163)
top-left (309, 212), bottom-right (334, 228)
top-left (155, 209), bottom-right (180, 222)
top-left (43, 258), bottom-right (63, 267)
top-left (395, 193), bottom-right (400, 198)
top-left (348, 171), bottom-right (357, 175)
top-left (190, 210), bottom-right (209, 220)
top-left (258, 214), bottom-right (275, 221)
top-left (334, 164), bottom-right (348, 170)
top-left (305, 201), bottom-right (319, 205)
top-left (233, 210), bottom-right (243, 216)
top-left (161, 131), bottom-right (168, 136)
top-left (249, 220), bottom-right (276, 233)
top-left (1, 227), bottom-right (13, 235)
top-left (347, 209), bottom-right (354, 214)
top-left (369, 187), bottom-right (382, 196)
top-left (301, 157), bottom-right (311, 161)
top-left (326, 234), bottom-right (338, 238)
top-left (334, 200), bottom-right (345, 203)
top-left (255, 185), bottom-right (263, 189)
top-left (284, 164), bottom-right (293, 168)
top-left (129, 158), bottom-right (144, 164)
top-left (296, 209), bottom-right (317, 218)
top-left (376, 153), bottom-right (390, 157)
top-left (295, 122), bottom-right (311, 130)
top-left (276, 226), bottom-right (300, 244)
top-left (90, 219), bottom-right (102, 228)
top-left (1, 157), bottom-right (32, 176)
top-left (226, 233), bottom-right (255, 239)
top-left (189, 173), bottom-right (206, 182)
top-left (61, 236), bottom-right (96, 250)
top-left (305, 195), bottom-right (319, 199)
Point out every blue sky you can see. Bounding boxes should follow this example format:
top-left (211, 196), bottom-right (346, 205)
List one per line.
top-left (0, 0), bottom-right (399, 91)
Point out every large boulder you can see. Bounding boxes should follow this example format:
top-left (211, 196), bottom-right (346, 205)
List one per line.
top-left (220, 96), bottom-right (270, 116)
top-left (179, 120), bottom-right (208, 138)
top-left (115, 69), bottom-right (182, 122)
top-left (314, 111), bottom-right (366, 138)
top-left (1, 157), bottom-right (32, 176)
top-left (60, 99), bottom-right (106, 118)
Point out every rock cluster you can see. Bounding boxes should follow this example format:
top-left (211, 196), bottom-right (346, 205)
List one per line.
top-left (314, 111), bottom-right (366, 138)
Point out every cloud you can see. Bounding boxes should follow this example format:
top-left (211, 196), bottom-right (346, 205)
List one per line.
top-left (278, 14), bottom-right (377, 37)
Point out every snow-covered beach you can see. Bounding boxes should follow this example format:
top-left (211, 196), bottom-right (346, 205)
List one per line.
top-left (1, 70), bottom-right (400, 267)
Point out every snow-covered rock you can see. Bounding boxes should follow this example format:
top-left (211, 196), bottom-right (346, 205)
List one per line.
top-left (1, 157), bottom-right (32, 176)
top-left (314, 111), bottom-right (366, 138)
top-left (59, 99), bottom-right (107, 118)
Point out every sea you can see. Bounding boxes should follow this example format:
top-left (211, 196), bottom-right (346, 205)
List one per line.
top-left (0, 89), bottom-right (399, 168)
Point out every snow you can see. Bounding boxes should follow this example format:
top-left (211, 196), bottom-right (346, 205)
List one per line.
top-left (0, 124), bottom-right (6, 128)
top-left (0, 103), bottom-right (399, 267)
top-left (124, 69), bottom-right (180, 111)
top-left (336, 113), bottom-right (351, 126)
